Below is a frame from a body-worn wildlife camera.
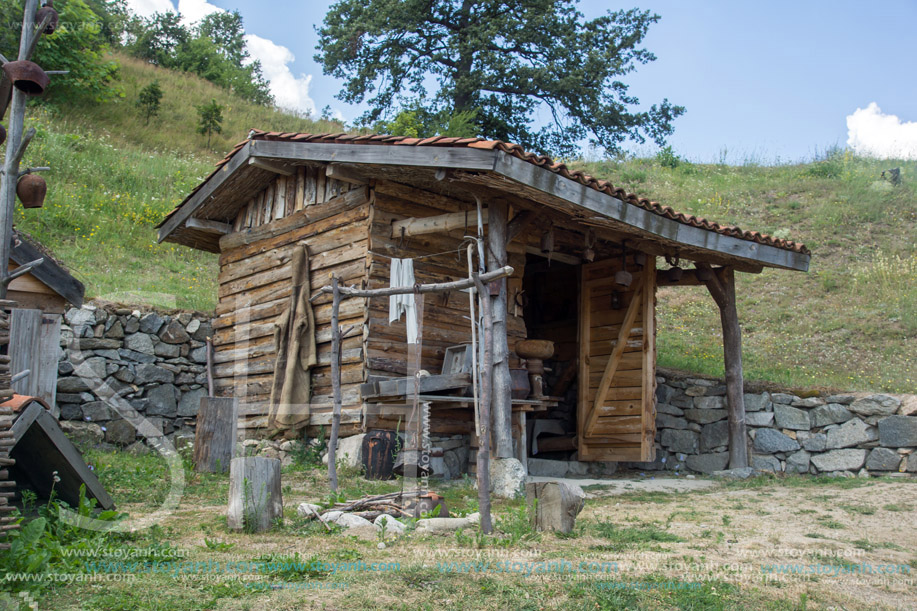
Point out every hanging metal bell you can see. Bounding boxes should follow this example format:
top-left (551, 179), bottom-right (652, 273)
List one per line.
top-left (36, 1), bottom-right (59, 34)
top-left (614, 269), bottom-right (633, 287)
top-left (17, 174), bottom-right (47, 209)
top-left (696, 266), bottom-right (714, 282)
top-left (666, 266), bottom-right (684, 283)
top-left (2, 61), bottom-right (50, 96)
top-left (633, 252), bottom-right (647, 268)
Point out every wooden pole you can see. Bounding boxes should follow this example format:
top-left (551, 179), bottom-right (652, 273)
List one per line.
top-left (327, 275), bottom-right (342, 492)
top-left (700, 265), bottom-right (749, 469)
top-left (473, 272), bottom-right (494, 534)
top-left (0, 0), bottom-right (40, 300)
top-left (487, 200), bottom-right (513, 459)
top-left (318, 266), bottom-right (513, 298)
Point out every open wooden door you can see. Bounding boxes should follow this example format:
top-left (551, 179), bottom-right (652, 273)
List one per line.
top-left (577, 255), bottom-right (656, 462)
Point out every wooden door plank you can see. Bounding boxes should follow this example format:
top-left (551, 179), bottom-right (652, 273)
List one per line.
top-left (585, 276), bottom-right (644, 434)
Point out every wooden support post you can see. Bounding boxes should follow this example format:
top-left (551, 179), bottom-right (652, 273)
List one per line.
top-left (700, 264), bottom-right (749, 469)
top-left (227, 456), bottom-right (282, 532)
top-left (193, 397), bottom-right (237, 473)
top-left (472, 272), bottom-right (494, 534)
top-left (488, 200), bottom-right (513, 459)
top-left (327, 276), bottom-right (342, 492)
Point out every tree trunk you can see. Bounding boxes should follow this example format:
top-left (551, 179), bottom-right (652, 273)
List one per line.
top-left (227, 456), bottom-right (283, 532)
top-left (487, 200), bottom-right (513, 459)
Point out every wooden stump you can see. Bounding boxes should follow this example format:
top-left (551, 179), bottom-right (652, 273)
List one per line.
top-left (193, 397), bottom-right (237, 473)
top-left (227, 457), bottom-right (282, 532)
top-left (525, 481), bottom-right (585, 534)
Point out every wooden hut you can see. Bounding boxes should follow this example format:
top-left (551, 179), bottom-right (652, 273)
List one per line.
top-left (7, 231), bottom-right (84, 408)
top-left (158, 133), bottom-right (809, 469)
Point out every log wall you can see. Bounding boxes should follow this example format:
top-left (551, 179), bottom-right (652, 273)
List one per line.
top-left (215, 167), bottom-right (370, 429)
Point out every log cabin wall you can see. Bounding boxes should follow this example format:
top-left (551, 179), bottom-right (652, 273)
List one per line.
top-left (365, 181), bottom-right (527, 379)
top-left (213, 166), bottom-right (371, 431)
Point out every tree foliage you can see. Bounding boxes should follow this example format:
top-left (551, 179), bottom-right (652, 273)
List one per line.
top-left (135, 80), bottom-right (162, 124)
top-left (0, 0), bottom-right (121, 102)
top-left (316, 0), bottom-right (684, 157)
top-left (124, 10), bottom-right (272, 106)
top-left (196, 98), bottom-right (223, 147)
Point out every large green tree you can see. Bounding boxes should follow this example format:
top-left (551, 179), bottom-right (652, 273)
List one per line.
top-left (316, 0), bottom-right (684, 156)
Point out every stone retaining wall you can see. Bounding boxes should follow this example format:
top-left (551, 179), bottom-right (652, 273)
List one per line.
top-left (55, 303), bottom-right (213, 453)
top-left (632, 370), bottom-right (917, 477)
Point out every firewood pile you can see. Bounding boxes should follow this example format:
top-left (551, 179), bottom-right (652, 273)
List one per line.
top-left (303, 491), bottom-right (447, 525)
top-left (0, 300), bottom-right (17, 549)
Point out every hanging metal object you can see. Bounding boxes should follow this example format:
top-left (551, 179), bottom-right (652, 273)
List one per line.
top-left (36, 1), bottom-right (59, 34)
top-left (614, 240), bottom-right (632, 287)
top-left (633, 252), bottom-right (647, 268)
top-left (17, 173), bottom-right (46, 209)
top-left (664, 253), bottom-right (683, 283)
top-left (696, 266), bottom-right (714, 282)
top-left (2, 61), bottom-right (50, 96)
top-left (540, 228), bottom-right (554, 254)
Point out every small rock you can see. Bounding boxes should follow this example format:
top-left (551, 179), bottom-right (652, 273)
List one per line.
top-left (104, 419), bottom-right (136, 446)
top-left (700, 420), bottom-right (729, 452)
top-left (296, 503), bottom-right (323, 518)
top-left (791, 397), bottom-right (825, 408)
top-left (865, 447), bottom-right (901, 471)
top-left (178, 388), bottom-right (207, 417)
top-left (60, 421), bottom-right (104, 446)
top-left (774, 405), bottom-right (811, 431)
top-left (693, 396), bottom-right (726, 410)
top-left (374, 515), bottom-right (406, 534)
top-left (811, 449), bottom-right (867, 472)
top-left (124, 333), bottom-right (155, 355)
top-left (810, 403), bottom-right (854, 427)
top-left (186, 319), bottom-right (201, 335)
top-left (753, 428), bottom-right (800, 453)
top-left (746, 411), bottom-right (774, 427)
top-left (656, 403), bottom-right (684, 416)
top-left (415, 517), bottom-right (472, 533)
top-left (826, 418), bottom-right (872, 449)
top-left (82, 401), bottom-right (112, 422)
top-left (146, 384), bottom-right (178, 417)
top-left (656, 413), bottom-right (689, 430)
top-left (752, 454), bottom-right (782, 472)
top-left (139, 312), bottom-right (165, 334)
top-left (771, 393), bottom-right (798, 405)
top-left (660, 429), bottom-right (699, 454)
top-left (134, 363), bottom-right (175, 385)
top-left (802, 433), bottom-right (827, 452)
top-left (744, 392), bottom-right (771, 412)
top-left (712, 466), bottom-right (755, 479)
top-left (490, 457), bottom-right (526, 498)
top-left (684, 409), bottom-right (727, 424)
top-left (786, 450), bottom-right (811, 474)
top-left (849, 395), bottom-right (901, 417)
top-left (126, 440), bottom-right (152, 456)
top-left (159, 320), bottom-right (191, 344)
top-left (825, 394), bottom-right (855, 405)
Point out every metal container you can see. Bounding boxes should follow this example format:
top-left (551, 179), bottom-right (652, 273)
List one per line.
top-left (36, 1), bottom-right (59, 34)
top-left (17, 174), bottom-right (46, 209)
top-left (362, 430), bottom-right (399, 480)
top-left (3, 61), bottom-right (50, 96)
top-left (510, 368), bottom-right (531, 400)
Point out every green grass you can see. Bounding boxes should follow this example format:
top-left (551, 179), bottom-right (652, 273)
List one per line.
top-left (590, 520), bottom-right (685, 552)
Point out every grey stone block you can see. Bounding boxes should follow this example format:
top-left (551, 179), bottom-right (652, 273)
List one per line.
top-left (865, 447), bottom-right (901, 471)
top-left (810, 403), bottom-right (854, 427)
top-left (752, 454), bottom-right (781, 472)
top-left (685, 409), bottom-right (727, 424)
top-left (744, 392), bottom-right (771, 412)
top-left (802, 433), bottom-right (827, 452)
top-left (826, 418), bottom-right (872, 449)
top-left (849, 395), bottom-right (901, 417)
top-left (660, 429), bottom-right (699, 454)
top-left (700, 420), bottom-right (729, 452)
top-left (878, 416), bottom-right (917, 447)
top-left (811, 449), bottom-right (867, 472)
top-left (746, 411), bottom-right (774, 427)
top-left (146, 384), bottom-right (178, 417)
top-left (774, 405), bottom-right (811, 431)
top-left (753, 428), bottom-right (800, 453)
top-left (686, 452), bottom-right (729, 474)
top-left (786, 450), bottom-right (811, 474)
top-left (694, 396), bottom-right (726, 410)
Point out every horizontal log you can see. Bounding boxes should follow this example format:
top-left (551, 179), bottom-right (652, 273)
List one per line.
top-left (392, 208), bottom-right (487, 238)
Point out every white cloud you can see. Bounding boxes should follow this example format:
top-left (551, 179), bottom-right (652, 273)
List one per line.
top-left (176, 0), bottom-right (223, 26)
top-left (124, 0), bottom-right (319, 117)
top-left (124, 0), bottom-right (174, 18)
top-left (244, 34), bottom-right (316, 116)
top-left (846, 102), bottom-right (917, 160)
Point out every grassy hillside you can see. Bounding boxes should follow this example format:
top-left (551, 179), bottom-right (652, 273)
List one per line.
top-left (15, 53), bottom-right (343, 311)
top-left (577, 154), bottom-right (916, 393)
top-left (10, 54), bottom-right (915, 393)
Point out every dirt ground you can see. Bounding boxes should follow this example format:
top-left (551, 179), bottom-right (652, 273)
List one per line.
top-left (37, 465), bottom-right (917, 611)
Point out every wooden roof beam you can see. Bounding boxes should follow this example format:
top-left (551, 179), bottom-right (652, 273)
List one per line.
top-left (248, 157), bottom-right (294, 176)
top-left (186, 217), bottom-right (232, 236)
top-left (325, 163), bottom-right (369, 185)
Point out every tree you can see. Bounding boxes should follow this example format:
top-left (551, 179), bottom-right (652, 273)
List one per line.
top-left (196, 98), bottom-right (223, 148)
top-left (136, 81), bottom-right (162, 124)
top-left (316, 0), bottom-right (685, 157)
top-left (0, 0), bottom-right (121, 102)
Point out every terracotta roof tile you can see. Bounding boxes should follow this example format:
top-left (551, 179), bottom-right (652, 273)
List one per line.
top-left (161, 130), bottom-right (809, 256)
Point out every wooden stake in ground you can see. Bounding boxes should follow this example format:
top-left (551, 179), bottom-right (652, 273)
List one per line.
top-left (193, 397), bottom-right (237, 473)
top-left (327, 275), bottom-right (342, 492)
top-left (700, 264), bottom-right (749, 469)
top-left (473, 272), bottom-right (495, 534)
top-left (227, 456), bottom-right (282, 532)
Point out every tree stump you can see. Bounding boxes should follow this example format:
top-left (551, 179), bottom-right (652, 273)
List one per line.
top-left (193, 397), bottom-right (237, 473)
top-left (227, 457), bottom-right (282, 532)
top-left (525, 481), bottom-right (585, 534)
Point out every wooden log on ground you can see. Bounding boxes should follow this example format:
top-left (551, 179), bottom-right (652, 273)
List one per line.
top-left (525, 481), bottom-right (586, 534)
top-left (227, 456), bottom-right (283, 532)
top-left (193, 397), bottom-right (238, 473)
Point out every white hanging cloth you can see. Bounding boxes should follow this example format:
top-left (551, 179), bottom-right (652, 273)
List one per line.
top-left (388, 258), bottom-right (419, 343)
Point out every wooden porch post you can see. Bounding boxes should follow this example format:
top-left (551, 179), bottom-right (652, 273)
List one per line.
top-left (701, 265), bottom-right (749, 469)
top-left (487, 200), bottom-right (514, 459)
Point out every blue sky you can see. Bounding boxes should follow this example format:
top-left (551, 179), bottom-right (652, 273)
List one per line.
top-left (126, 0), bottom-right (917, 163)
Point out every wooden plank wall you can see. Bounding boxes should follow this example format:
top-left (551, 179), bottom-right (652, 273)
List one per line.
top-left (214, 167), bottom-right (370, 428)
top-left (365, 181), bottom-right (527, 380)
top-left (10, 309), bottom-right (61, 408)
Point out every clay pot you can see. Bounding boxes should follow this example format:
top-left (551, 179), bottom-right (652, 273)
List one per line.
top-left (2, 61), bottom-right (50, 96)
top-left (36, 1), bottom-right (59, 35)
top-left (696, 266), bottom-right (714, 282)
top-left (510, 368), bottom-right (531, 400)
top-left (17, 174), bottom-right (46, 209)
top-left (515, 339), bottom-right (555, 361)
